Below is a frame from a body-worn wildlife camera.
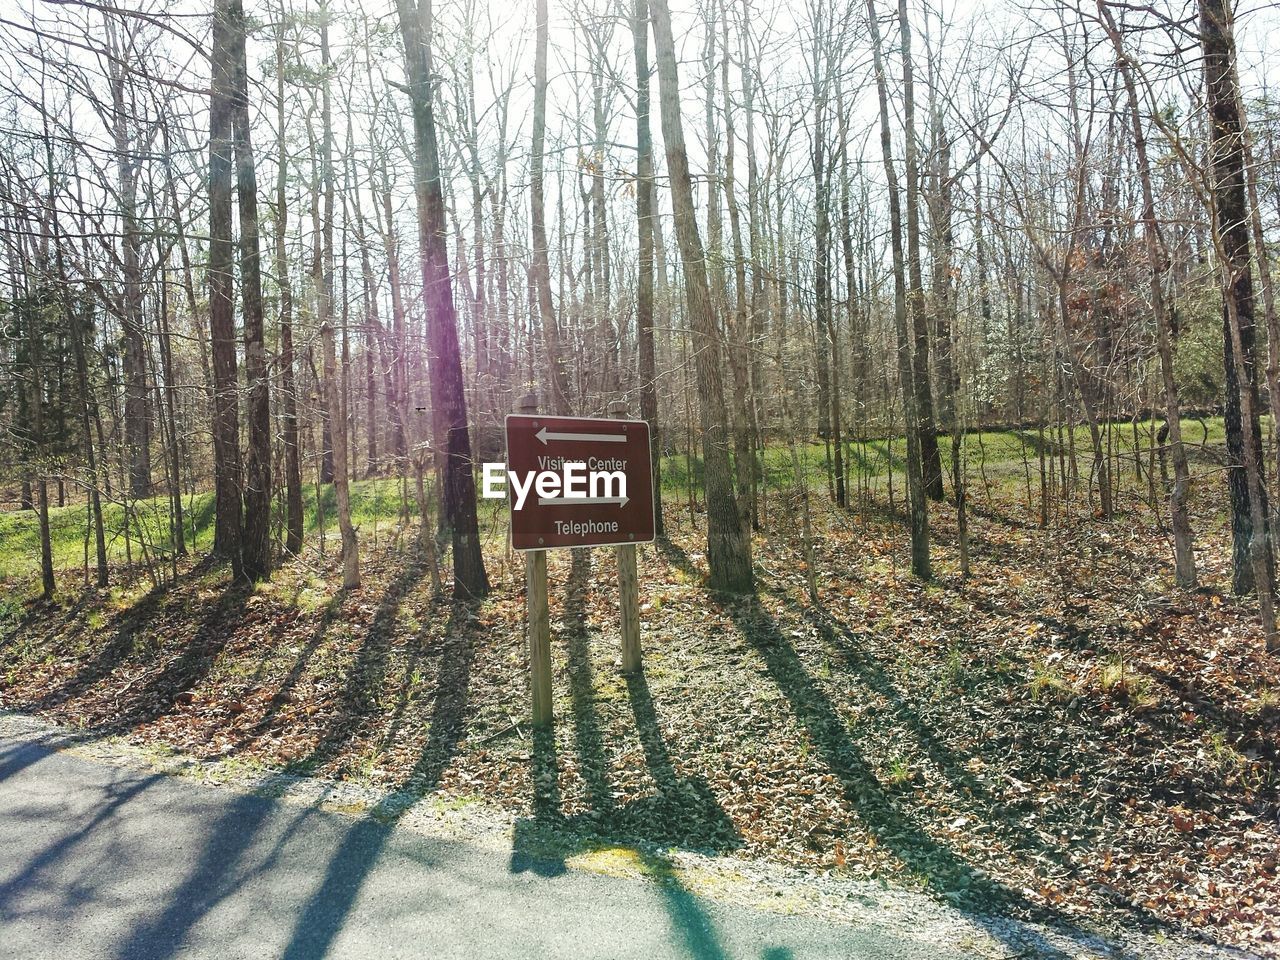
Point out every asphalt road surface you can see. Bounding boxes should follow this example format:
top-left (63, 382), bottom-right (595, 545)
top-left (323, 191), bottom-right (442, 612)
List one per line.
top-left (0, 728), bottom-right (993, 960)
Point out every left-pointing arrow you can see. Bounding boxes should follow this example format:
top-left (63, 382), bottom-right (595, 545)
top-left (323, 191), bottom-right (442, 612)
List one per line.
top-left (536, 427), bottom-right (626, 445)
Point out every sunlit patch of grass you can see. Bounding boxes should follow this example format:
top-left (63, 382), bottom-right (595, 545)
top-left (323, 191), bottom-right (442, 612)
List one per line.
top-left (1098, 655), bottom-right (1156, 706)
top-left (883, 754), bottom-right (913, 788)
top-left (893, 649), bottom-right (914, 683)
top-left (934, 646), bottom-right (967, 695)
top-left (1028, 660), bottom-right (1073, 702)
top-left (1244, 686), bottom-right (1279, 716)
top-left (1203, 728), bottom-right (1249, 781)
top-left (295, 577), bottom-right (331, 615)
top-left (351, 748), bottom-right (388, 783)
top-left (407, 667), bottom-right (427, 693)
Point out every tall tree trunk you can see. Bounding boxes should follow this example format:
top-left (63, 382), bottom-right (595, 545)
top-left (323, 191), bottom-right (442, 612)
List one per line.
top-left (208, 0), bottom-right (244, 576)
top-left (721, 0), bottom-right (758, 529)
top-left (46, 117), bottom-right (108, 586)
top-left (633, 0), bottom-right (663, 536)
top-left (25, 259), bottom-right (55, 599)
top-left (276, 14), bottom-right (304, 556)
top-left (927, 120), bottom-right (968, 576)
top-left (1242, 104), bottom-right (1280, 563)
top-left (1201, 0), bottom-right (1272, 597)
top-left (234, 2), bottom-right (271, 581)
top-left (897, 0), bottom-right (943, 502)
top-left (157, 263), bottom-right (186, 559)
top-left (377, 165), bottom-right (409, 462)
top-left (867, 0), bottom-right (930, 578)
top-left (531, 0), bottom-right (572, 415)
top-left (353, 187), bottom-right (381, 478)
top-left (395, 0), bottom-right (489, 599)
top-left (1097, 1), bottom-right (1195, 587)
top-left (650, 0), bottom-right (754, 593)
top-left (809, 15), bottom-right (843, 510)
top-left (1226, 286), bottom-right (1278, 648)
top-left (590, 39), bottom-right (616, 396)
top-left (105, 16), bottom-right (152, 499)
top-left (319, 3), bottom-right (358, 589)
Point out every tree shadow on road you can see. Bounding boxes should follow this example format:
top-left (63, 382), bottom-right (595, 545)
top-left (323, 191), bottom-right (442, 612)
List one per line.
top-left (271, 596), bottom-right (476, 959)
top-left (0, 743), bottom-right (165, 888)
top-left (78, 547), bottom-right (469, 960)
top-left (507, 550), bottom-right (781, 960)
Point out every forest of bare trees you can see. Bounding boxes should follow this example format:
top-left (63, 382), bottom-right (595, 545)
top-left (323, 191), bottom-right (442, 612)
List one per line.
top-left (0, 0), bottom-right (1278, 643)
top-left (6, 4), bottom-right (1280, 951)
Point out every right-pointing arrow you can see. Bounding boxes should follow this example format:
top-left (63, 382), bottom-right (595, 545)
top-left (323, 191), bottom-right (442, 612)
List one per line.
top-left (536, 426), bottom-right (626, 445)
top-left (537, 495), bottom-right (629, 507)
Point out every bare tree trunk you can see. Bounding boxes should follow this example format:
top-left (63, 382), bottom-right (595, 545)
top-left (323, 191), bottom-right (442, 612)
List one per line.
top-left (1201, 0), bottom-right (1272, 598)
top-left (867, 0), bottom-right (930, 578)
top-left (721, 0), bottom-right (758, 529)
top-left (317, 3), bottom-right (358, 589)
top-left (275, 14), bottom-right (303, 556)
top-left (157, 263), bottom-right (186, 559)
top-left (632, 0), bottom-right (663, 536)
top-left (651, 0), bottom-right (754, 593)
top-left (1097, 1), bottom-right (1195, 587)
top-left (926, 109), bottom-right (968, 576)
top-left (105, 15), bottom-right (152, 499)
top-left (321, 315), bottom-right (359, 588)
top-left (1242, 107), bottom-right (1280, 562)
top-left (45, 115), bottom-right (108, 585)
top-left (376, 166), bottom-right (408, 462)
top-left (808, 8), bottom-right (843, 509)
top-left (897, 0), bottom-right (942, 502)
top-left (531, 0), bottom-right (572, 416)
top-left (395, 0), bottom-right (489, 599)
top-left (208, 0), bottom-right (243, 576)
top-left (24, 255), bottom-right (55, 599)
top-left (234, 2), bottom-right (271, 581)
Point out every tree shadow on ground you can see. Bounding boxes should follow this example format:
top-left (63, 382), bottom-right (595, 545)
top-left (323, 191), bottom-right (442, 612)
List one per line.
top-left (808, 609), bottom-right (1086, 868)
top-left (30, 565), bottom-right (252, 734)
top-left (657, 537), bottom-right (702, 583)
top-left (271, 600), bottom-right (476, 959)
top-left (846, 439), bottom-right (905, 476)
top-left (507, 551), bottom-right (771, 960)
top-left (1013, 429), bottom-right (1060, 460)
top-left (99, 573), bottom-right (479, 960)
top-left (29, 575), bottom-right (180, 713)
top-left (4, 586), bottom-right (102, 653)
top-left (110, 582), bottom-right (254, 729)
top-left (230, 588), bottom-right (348, 752)
top-left (276, 552), bottom-right (431, 775)
top-left (718, 595), bottom-right (1143, 960)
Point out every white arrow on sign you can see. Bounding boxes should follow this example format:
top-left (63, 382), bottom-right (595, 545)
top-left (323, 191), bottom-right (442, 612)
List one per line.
top-left (535, 426), bottom-right (626, 445)
top-left (537, 495), bottom-right (629, 507)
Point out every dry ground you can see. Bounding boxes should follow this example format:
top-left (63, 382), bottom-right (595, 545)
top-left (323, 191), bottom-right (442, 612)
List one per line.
top-left (1, 480), bottom-right (1277, 956)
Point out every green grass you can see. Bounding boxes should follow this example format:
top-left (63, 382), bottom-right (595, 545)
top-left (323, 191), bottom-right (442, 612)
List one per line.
top-left (0, 417), bottom-right (1233, 581)
top-left (0, 478), bottom-right (419, 579)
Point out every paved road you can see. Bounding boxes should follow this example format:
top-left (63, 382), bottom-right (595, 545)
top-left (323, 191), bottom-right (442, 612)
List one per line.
top-left (0, 730), bottom-right (986, 960)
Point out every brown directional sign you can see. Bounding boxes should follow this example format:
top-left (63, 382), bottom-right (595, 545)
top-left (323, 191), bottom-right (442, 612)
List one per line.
top-left (504, 414), bottom-right (654, 551)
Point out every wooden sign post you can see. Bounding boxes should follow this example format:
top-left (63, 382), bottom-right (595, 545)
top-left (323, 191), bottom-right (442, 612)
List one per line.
top-left (507, 395), bottom-right (654, 728)
top-left (516, 394), bottom-right (554, 729)
top-left (609, 401), bottom-right (642, 675)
